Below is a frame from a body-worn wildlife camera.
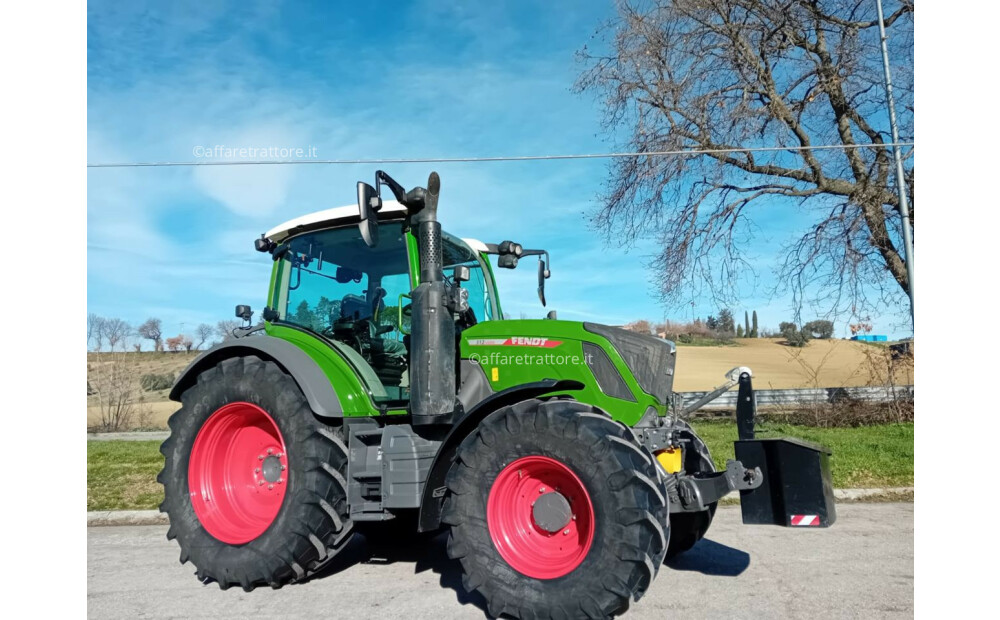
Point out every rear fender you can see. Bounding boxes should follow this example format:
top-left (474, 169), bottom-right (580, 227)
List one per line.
top-left (169, 336), bottom-right (343, 418)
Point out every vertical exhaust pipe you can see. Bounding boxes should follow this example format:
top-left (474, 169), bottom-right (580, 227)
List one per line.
top-left (408, 172), bottom-right (457, 424)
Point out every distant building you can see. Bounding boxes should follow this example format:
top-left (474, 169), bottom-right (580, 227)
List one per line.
top-left (850, 335), bottom-right (887, 342)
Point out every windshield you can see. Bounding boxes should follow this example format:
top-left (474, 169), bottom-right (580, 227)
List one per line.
top-left (275, 222), bottom-right (412, 403)
top-left (442, 233), bottom-right (495, 322)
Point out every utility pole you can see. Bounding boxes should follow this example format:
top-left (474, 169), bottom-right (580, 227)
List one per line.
top-left (876, 0), bottom-right (915, 321)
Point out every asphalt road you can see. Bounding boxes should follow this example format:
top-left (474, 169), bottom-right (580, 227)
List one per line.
top-left (88, 503), bottom-right (913, 619)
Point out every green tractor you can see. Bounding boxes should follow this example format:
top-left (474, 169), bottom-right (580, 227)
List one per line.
top-left (159, 171), bottom-right (834, 618)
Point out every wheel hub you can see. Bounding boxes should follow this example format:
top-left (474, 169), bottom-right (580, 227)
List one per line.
top-left (261, 455), bottom-right (283, 482)
top-left (532, 491), bottom-right (572, 533)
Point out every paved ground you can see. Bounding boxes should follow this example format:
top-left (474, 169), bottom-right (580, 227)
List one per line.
top-left (88, 503), bottom-right (913, 619)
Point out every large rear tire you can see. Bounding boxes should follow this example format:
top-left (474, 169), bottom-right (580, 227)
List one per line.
top-left (665, 420), bottom-right (717, 559)
top-left (158, 356), bottom-right (355, 591)
top-left (443, 399), bottom-right (669, 619)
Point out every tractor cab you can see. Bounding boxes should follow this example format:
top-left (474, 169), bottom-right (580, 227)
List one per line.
top-left (260, 200), bottom-right (500, 405)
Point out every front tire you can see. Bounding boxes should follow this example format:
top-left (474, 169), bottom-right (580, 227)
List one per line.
top-left (665, 420), bottom-right (717, 559)
top-left (443, 399), bottom-right (669, 619)
top-left (158, 356), bottom-right (354, 591)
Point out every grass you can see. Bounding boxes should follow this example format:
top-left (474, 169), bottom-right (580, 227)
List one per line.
top-left (87, 421), bottom-right (914, 511)
top-left (87, 441), bottom-right (164, 511)
top-left (691, 420), bottom-right (914, 488)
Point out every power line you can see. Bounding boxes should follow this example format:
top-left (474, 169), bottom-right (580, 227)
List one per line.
top-left (87, 142), bottom-right (914, 168)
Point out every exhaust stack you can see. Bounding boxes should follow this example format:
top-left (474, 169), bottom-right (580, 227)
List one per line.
top-left (406, 172), bottom-right (457, 424)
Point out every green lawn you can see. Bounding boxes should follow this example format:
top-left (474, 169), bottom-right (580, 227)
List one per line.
top-left (87, 422), bottom-right (914, 511)
top-left (87, 440), bottom-right (164, 511)
top-left (691, 420), bottom-right (914, 488)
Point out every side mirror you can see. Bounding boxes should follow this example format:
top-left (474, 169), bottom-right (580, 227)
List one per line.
top-left (357, 181), bottom-right (382, 248)
top-left (254, 235), bottom-right (275, 253)
top-left (235, 304), bottom-right (253, 322)
top-left (537, 259), bottom-right (547, 307)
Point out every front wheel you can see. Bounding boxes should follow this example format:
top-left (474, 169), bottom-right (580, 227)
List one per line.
top-left (158, 356), bottom-right (355, 591)
top-left (442, 399), bottom-right (669, 619)
top-left (666, 419), bottom-right (717, 559)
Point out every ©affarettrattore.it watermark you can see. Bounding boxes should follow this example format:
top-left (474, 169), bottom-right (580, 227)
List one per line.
top-left (468, 352), bottom-right (594, 366)
top-left (191, 145), bottom-right (318, 159)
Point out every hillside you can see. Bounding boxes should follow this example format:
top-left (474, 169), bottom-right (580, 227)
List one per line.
top-left (673, 338), bottom-right (911, 391)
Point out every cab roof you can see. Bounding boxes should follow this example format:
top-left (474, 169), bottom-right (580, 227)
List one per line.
top-left (265, 201), bottom-right (408, 242)
top-left (264, 200), bottom-right (488, 254)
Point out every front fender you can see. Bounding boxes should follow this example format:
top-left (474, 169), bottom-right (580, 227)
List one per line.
top-left (169, 336), bottom-right (343, 418)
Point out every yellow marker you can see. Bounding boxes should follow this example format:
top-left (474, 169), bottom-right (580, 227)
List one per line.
top-left (655, 447), bottom-right (683, 474)
top-left (491, 367), bottom-right (499, 382)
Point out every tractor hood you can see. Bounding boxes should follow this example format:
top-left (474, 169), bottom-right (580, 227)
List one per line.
top-left (458, 319), bottom-right (676, 425)
top-left (581, 322), bottom-right (676, 405)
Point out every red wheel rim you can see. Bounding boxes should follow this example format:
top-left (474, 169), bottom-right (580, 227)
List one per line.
top-left (486, 456), bottom-right (595, 579)
top-left (188, 402), bottom-right (288, 544)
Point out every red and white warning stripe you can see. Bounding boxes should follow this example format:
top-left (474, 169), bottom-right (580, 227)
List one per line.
top-left (790, 514), bottom-right (821, 526)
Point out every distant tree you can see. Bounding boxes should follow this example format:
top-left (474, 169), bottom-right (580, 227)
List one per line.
top-left (293, 301), bottom-right (317, 330)
top-left (181, 335), bottom-right (194, 352)
top-left (780, 321), bottom-right (809, 347)
top-left (101, 318), bottom-right (132, 352)
top-left (717, 309), bottom-right (735, 335)
top-left (165, 335), bottom-right (184, 352)
top-left (624, 319), bottom-right (654, 335)
top-left (314, 296), bottom-right (339, 329)
top-left (137, 318), bottom-right (163, 352)
top-left (705, 315), bottom-right (719, 330)
top-left (850, 321), bottom-right (873, 336)
top-left (736, 324), bottom-right (745, 338)
top-left (133, 343), bottom-right (142, 353)
top-left (216, 319), bottom-right (241, 340)
top-left (751, 311), bottom-right (759, 338)
top-left (803, 320), bottom-right (835, 339)
top-left (88, 314), bottom-right (106, 351)
top-left (779, 321), bottom-right (798, 336)
top-left (194, 324), bottom-right (214, 350)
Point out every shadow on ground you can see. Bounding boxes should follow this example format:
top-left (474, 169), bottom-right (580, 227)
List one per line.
top-left (307, 524), bottom-right (750, 616)
top-left (665, 538), bottom-right (750, 577)
top-left (307, 521), bottom-right (490, 616)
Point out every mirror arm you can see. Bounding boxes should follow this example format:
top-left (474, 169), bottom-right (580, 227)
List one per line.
top-left (376, 170), bottom-right (407, 203)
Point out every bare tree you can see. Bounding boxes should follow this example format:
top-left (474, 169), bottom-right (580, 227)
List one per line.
top-left (195, 323), bottom-right (214, 350)
top-left (577, 0), bottom-right (913, 317)
top-left (182, 335), bottom-right (194, 352)
top-left (100, 317), bottom-right (132, 352)
top-left (165, 335), bottom-right (184, 352)
top-left (623, 319), bottom-right (654, 335)
top-left (216, 319), bottom-right (241, 341)
top-left (88, 313), bottom-right (106, 351)
top-left (89, 315), bottom-right (146, 431)
top-left (138, 317), bottom-right (163, 352)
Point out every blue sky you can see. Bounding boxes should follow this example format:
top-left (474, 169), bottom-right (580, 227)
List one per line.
top-left (87, 0), bottom-right (910, 342)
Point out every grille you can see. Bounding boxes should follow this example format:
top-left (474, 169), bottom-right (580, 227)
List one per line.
top-left (583, 323), bottom-right (675, 404)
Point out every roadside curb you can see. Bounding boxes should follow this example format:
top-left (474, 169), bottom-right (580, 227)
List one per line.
top-left (87, 487), bottom-right (914, 527)
top-left (88, 510), bottom-right (167, 526)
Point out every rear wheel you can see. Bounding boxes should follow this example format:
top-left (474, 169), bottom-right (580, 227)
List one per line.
top-left (666, 420), bottom-right (717, 559)
top-left (443, 399), bottom-right (669, 619)
top-left (158, 356), bottom-right (354, 590)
